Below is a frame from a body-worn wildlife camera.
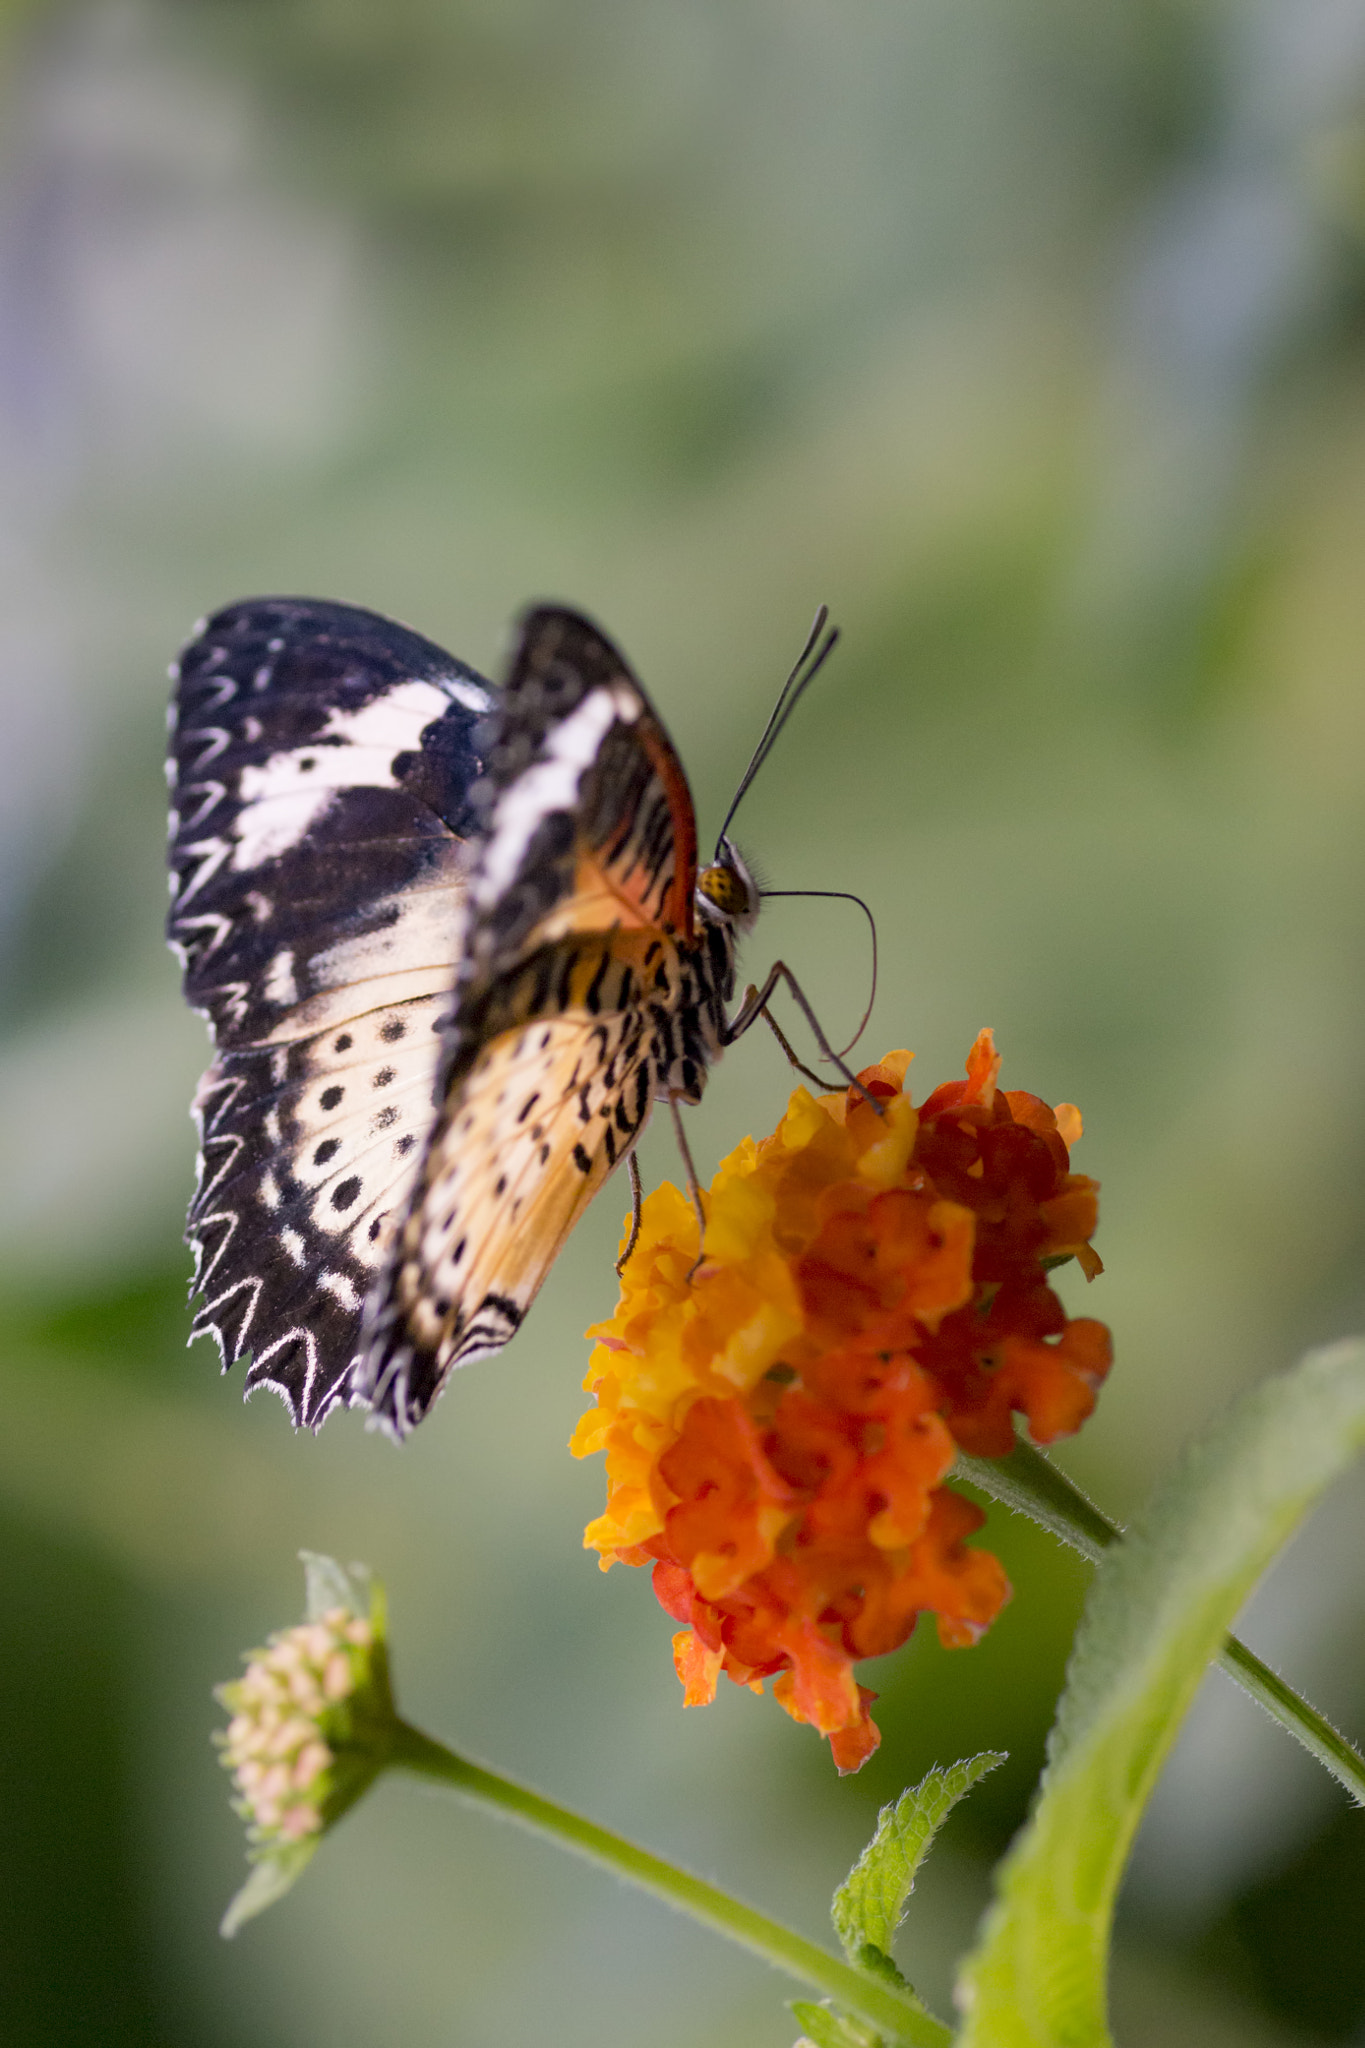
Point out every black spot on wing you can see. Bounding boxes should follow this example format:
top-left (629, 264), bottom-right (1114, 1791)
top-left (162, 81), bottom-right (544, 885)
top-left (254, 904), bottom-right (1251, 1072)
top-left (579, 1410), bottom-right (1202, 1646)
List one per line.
top-left (185, 1044), bottom-right (368, 1427)
top-left (181, 989), bottom-right (445, 1431)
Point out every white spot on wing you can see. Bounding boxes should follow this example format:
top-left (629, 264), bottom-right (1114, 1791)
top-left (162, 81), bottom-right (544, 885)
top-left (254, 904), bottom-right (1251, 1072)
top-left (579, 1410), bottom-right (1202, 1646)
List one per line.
top-left (324, 679), bottom-right (454, 755)
top-left (177, 781), bottom-right (226, 831)
top-left (264, 949), bottom-right (298, 1005)
top-left (319, 1270), bottom-right (362, 1310)
top-left (306, 855), bottom-right (473, 994)
top-left (230, 780), bottom-right (333, 868)
top-left (476, 685), bottom-right (637, 907)
top-left (446, 676), bottom-right (494, 713)
top-left (230, 679), bottom-right (455, 869)
top-left (186, 727), bottom-right (231, 772)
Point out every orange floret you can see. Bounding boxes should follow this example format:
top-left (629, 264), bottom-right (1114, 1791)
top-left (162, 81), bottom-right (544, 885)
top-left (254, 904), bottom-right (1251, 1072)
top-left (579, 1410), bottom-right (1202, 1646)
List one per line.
top-left (571, 1031), bottom-right (1110, 1770)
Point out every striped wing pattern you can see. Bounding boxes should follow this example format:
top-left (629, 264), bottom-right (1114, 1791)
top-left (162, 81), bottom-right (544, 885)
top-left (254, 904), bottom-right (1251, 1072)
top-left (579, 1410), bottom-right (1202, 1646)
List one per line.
top-left (358, 608), bottom-right (724, 1433)
top-left (167, 597), bottom-right (494, 1425)
top-left (362, 933), bottom-right (686, 1430)
top-left (169, 599), bottom-right (737, 1435)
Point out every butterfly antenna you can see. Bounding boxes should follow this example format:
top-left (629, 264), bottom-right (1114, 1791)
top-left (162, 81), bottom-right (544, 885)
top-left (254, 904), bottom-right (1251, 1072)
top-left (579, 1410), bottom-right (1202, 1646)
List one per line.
top-left (757, 887), bottom-right (878, 1059)
top-left (715, 606), bottom-right (840, 855)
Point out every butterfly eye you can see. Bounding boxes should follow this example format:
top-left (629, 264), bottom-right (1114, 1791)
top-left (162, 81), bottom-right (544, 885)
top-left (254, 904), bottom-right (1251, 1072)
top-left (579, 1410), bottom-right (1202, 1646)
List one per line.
top-left (696, 862), bottom-right (750, 920)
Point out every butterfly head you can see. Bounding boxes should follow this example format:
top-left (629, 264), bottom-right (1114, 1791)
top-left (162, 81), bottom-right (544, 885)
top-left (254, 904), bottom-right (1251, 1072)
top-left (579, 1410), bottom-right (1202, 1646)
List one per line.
top-left (695, 837), bottom-right (759, 936)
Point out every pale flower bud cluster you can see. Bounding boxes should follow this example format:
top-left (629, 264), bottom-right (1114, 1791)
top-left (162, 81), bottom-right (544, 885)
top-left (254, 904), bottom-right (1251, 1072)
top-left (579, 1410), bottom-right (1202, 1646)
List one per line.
top-left (217, 1608), bottom-right (375, 1845)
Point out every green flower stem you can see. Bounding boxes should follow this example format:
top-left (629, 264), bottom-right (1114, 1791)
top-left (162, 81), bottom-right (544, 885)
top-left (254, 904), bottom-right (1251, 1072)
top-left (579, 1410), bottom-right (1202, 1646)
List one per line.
top-left (955, 1438), bottom-right (1365, 1807)
top-left (388, 1720), bottom-right (950, 2046)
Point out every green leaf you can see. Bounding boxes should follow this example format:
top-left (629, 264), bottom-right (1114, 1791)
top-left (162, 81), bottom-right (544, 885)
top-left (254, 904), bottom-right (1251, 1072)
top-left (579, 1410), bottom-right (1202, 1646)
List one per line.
top-left (956, 1337), bottom-right (1365, 2048)
top-left (790, 1999), bottom-right (883, 2048)
top-left (958, 1436), bottom-right (1365, 1805)
top-left (833, 1753), bottom-right (1005, 1969)
top-left (300, 1549), bottom-right (371, 1623)
top-left (220, 1839), bottom-right (319, 1938)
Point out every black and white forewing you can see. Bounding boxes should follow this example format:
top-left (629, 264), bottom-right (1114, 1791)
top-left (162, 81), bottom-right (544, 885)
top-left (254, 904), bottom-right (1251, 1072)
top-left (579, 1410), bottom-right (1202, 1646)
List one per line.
top-left (167, 597), bottom-right (495, 1425)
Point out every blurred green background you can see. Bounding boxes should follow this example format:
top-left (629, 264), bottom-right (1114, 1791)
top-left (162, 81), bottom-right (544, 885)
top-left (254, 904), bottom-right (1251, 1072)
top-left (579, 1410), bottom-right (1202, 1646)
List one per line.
top-left (4, 1), bottom-right (1365, 2041)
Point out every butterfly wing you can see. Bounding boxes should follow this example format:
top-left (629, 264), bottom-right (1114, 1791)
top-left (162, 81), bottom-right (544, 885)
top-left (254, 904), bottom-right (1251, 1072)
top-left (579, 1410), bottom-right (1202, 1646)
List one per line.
top-left (167, 596), bottom-right (495, 1425)
top-left (359, 605), bottom-right (701, 1433)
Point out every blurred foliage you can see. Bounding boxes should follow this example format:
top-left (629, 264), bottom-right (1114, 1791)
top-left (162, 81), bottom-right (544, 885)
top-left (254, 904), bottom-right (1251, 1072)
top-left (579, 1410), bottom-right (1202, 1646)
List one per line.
top-left (5, 0), bottom-right (1365, 2041)
top-left (0, 1508), bottom-right (176, 2048)
top-left (1215, 1802), bottom-right (1365, 2034)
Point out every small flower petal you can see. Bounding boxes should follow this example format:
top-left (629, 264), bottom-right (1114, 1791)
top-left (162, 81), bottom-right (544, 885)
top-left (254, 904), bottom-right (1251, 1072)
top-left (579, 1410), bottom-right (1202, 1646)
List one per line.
top-left (672, 1629), bottom-right (723, 1706)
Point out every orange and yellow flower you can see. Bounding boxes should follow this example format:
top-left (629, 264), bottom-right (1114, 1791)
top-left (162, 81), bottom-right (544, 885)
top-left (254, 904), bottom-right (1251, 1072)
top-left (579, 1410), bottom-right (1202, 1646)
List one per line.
top-left (571, 1031), bottom-right (1110, 1772)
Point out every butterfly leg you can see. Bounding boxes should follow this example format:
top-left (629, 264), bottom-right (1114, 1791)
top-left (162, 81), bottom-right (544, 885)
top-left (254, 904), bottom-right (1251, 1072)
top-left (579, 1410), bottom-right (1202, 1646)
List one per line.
top-left (726, 962), bottom-right (881, 1110)
top-left (739, 982), bottom-right (828, 1091)
top-left (616, 1153), bottom-right (644, 1276)
top-left (667, 1095), bottom-right (708, 1280)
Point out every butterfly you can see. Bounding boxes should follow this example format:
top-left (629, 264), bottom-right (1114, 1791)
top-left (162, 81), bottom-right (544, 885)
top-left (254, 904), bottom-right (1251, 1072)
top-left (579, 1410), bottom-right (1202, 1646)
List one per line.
top-left (167, 597), bottom-right (847, 1436)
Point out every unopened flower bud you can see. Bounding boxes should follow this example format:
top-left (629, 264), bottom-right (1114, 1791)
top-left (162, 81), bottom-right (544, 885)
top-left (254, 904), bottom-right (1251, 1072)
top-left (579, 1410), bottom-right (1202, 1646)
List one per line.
top-left (214, 1554), bottom-right (395, 1934)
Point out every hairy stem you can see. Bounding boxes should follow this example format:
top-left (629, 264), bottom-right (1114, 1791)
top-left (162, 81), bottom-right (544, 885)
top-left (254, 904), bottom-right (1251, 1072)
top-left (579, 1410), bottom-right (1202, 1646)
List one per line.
top-left (955, 1437), bottom-right (1365, 1808)
top-left (388, 1722), bottom-right (949, 2044)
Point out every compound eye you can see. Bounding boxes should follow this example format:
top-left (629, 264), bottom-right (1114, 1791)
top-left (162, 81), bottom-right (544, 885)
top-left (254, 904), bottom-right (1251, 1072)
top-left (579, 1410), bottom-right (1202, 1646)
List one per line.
top-left (696, 862), bottom-right (750, 919)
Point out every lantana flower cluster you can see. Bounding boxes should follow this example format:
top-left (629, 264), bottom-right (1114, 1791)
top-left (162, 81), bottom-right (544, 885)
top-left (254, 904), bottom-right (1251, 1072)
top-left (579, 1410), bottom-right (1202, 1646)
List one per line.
top-left (572, 1032), bottom-right (1111, 1771)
